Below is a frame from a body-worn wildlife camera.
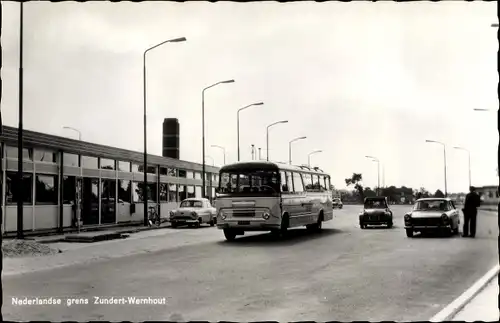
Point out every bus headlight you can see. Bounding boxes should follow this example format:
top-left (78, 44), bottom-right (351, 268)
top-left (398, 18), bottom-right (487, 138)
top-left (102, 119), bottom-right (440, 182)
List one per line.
top-left (219, 210), bottom-right (226, 220)
top-left (262, 212), bottom-right (270, 220)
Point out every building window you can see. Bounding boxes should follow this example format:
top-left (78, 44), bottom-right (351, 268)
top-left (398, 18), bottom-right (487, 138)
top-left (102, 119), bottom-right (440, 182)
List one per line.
top-left (100, 158), bottom-right (115, 170)
top-left (34, 149), bottom-right (56, 163)
top-left (195, 186), bottom-right (202, 198)
top-left (35, 174), bottom-right (58, 205)
top-left (5, 145), bottom-right (32, 161)
top-left (159, 183), bottom-right (168, 202)
top-left (118, 180), bottom-right (131, 203)
top-left (131, 182), bottom-right (156, 202)
top-left (194, 172), bottom-right (202, 180)
top-left (179, 185), bottom-right (186, 201)
top-left (187, 186), bottom-right (195, 198)
top-left (186, 171), bottom-right (194, 179)
top-left (62, 176), bottom-right (77, 204)
top-left (81, 156), bottom-right (98, 169)
top-left (211, 187), bottom-right (215, 198)
top-left (118, 161), bottom-right (131, 172)
top-left (63, 153), bottom-right (80, 167)
top-left (178, 170), bottom-right (186, 178)
top-left (6, 171), bottom-right (33, 204)
top-left (132, 163), bottom-right (140, 173)
top-left (168, 168), bottom-right (177, 177)
top-left (159, 167), bottom-right (168, 176)
top-left (168, 184), bottom-right (177, 202)
top-left (147, 165), bottom-right (156, 174)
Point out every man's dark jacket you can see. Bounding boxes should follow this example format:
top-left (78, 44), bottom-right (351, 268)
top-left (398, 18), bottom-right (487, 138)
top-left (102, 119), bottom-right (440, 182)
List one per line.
top-left (464, 192), bottom-right (481, 212)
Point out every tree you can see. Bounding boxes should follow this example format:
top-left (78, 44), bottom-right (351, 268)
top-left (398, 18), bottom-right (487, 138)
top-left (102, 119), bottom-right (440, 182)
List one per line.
top-left (434, 189), bottom-right (445, 198)
top-left (345, 173), bottom-right (364, 202)
top-left (363, 187), bottom-right (377, 197)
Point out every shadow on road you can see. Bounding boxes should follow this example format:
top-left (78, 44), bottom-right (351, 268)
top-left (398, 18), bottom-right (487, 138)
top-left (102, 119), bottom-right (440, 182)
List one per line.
top-left (216, 227), bottom-right (343, 247)
top-left (412, 231), bottom-right (460, 239)
top-left (363, 225), bottom-right (397, 230)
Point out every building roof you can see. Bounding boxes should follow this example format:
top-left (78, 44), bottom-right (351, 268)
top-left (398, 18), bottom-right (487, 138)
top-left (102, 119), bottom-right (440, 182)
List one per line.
top-left (0, 125), bottom-right (219, 173)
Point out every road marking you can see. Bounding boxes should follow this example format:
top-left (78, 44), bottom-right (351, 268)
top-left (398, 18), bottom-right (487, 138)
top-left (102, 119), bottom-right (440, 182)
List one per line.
top-left (429, 264), bottom-right (500, 322)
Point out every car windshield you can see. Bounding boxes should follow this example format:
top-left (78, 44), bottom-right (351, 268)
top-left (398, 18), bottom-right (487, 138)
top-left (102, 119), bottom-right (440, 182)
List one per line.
top-left (180, 200), bottom-right (203, 208)
top-left (218, 169), bottom-right (280, 197)
top-left (414, 200), bottom-right (449, 211)
top-left (364, 199), bottom-right (387, 208)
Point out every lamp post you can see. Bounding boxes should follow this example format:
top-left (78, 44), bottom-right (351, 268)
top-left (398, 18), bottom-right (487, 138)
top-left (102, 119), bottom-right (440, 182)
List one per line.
top-left (211, 145), bottom-right (226, 165)
top-left (17, 0), bottom-right (25, 239)
top-left (453, 146), bottom-right (471, 189)
top-left (289, 136), bottom-right (307, 165)
top-left (62, 126), bottom-right (82, 141)
top-left (202, 79), bottom-right (234, 198)
top-left (237, 102), bottom-right (263, 161)
top-left (425, 140), bottom-right (448, 197)
top-left (365, 155), bottom-right (380, 196)
top-left (258, 148), bottom-right (262, 160)
top-left (308, 150), bottom-right (322, 167)
top-left (143, 36), bottom-right (186, 226)
top-left (266, 120), bottom-right (288, 161)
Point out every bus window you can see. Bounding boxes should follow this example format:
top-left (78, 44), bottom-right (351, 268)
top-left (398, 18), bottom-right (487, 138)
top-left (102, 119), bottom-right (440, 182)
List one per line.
top-left (303, 174), bottom-right (314, 191)
top-left (293, 172), bottom-right (304, 193)
top-left (218, 169), bottom-right (280, 195)
top-left (285, 171), bottom-right (293, 193)
top-left (313, 175), bottom-right (321, 190)
top-left (318, 175), bottom-right (326, 191)
top-left (280, 171), bottom-right (288, 192)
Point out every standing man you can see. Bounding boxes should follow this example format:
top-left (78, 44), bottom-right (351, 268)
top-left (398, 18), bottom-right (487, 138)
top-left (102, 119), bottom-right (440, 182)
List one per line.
top-left (462, 186), bottom-right (481, 238)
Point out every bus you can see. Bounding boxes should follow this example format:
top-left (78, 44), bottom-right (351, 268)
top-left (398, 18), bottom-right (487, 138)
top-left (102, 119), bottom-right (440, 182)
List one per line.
top-left (214, 161), bottom-right (334, 241)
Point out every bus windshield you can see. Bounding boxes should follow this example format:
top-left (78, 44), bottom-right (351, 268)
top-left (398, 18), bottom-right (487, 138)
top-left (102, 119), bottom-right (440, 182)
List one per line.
top-left (218, 169), bottom-right (280, 197)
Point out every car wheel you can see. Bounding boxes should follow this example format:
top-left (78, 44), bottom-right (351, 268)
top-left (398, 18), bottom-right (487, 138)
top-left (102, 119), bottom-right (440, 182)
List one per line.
top-left (223, 229), bottom-right (237, 241)
top-left (171, 222), bottom-right (177, 229)
top-left (210, 220), bottom-right (215, 227)
top-left (453, 226), bottom-right (459, 235)
top-left (360, 223), bottom-right (366, 229)
top-left (405, 229), bottom-right (414, 237)
top-left (387, 222), bottom-right (393, 228)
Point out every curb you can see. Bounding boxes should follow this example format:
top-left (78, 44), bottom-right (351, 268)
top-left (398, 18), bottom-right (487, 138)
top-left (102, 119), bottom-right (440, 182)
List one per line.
top-left (429, 264), bottom-right (500, 322)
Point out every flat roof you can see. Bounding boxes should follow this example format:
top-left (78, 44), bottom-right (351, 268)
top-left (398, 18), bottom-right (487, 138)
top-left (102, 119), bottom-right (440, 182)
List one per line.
top-left (0, 125), bottom-right (219, 173)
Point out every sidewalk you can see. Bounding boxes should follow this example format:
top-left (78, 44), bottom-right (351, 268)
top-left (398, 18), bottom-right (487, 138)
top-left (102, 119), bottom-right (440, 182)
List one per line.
top-left (451, 275), bottom-right (499, 321)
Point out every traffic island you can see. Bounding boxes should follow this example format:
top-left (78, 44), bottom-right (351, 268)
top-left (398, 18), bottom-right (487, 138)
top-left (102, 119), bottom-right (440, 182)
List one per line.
top-left (63, 231), bottom-right (127, 243)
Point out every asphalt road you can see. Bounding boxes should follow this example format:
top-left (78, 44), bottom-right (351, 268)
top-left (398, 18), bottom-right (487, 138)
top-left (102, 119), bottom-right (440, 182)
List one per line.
top-left (3, 205), bottom-right (498, 321)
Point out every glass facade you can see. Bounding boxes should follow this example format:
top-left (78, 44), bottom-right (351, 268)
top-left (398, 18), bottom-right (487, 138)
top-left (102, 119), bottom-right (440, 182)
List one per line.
top-left (1, 137), bottom-right (221, 233)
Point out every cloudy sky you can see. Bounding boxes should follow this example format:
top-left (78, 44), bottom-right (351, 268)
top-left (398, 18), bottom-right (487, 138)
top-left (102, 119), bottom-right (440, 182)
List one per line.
top-left (1, 1), bottom-right (498, 193)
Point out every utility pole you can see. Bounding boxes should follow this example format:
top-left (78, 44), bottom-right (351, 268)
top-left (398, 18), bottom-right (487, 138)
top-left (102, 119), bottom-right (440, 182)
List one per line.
top-left (258, 148), bottom-right (262, 160)
top-left (251, 144), bottom-right (255, 160)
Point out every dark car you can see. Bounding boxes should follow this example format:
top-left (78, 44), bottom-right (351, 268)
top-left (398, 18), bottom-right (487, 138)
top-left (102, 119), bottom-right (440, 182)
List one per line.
top-left (332, 198), bottom-right (343, 209)
top-left (359, 196), bottom-right (393, 229)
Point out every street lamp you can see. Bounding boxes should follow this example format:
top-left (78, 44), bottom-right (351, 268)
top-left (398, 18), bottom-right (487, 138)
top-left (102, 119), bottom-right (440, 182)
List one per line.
top-left (453, 146), bottom-right (471, 189)
top-left (202, 79), bottom-right (235, 198)
top-left (289, 136), bottom-right (307, 165)
top-left (492, 23), bottom-right (499, 27)
top-left (143, 36), bottom-right (186, 226)
top-left (266, 120), bottom-right (288, 161)
top-left (308, 150), bottom-right (322, 167)
top-left (211, 145), bottom-right (226, 165)
top-left (365, 155), bottom-right (380, 196)
top-left (205, 155), bottom-right (215, 166)
top-left (17, 0), bottom-right (25, 238)
top-left (62, 126), bottom-right (82, 141)
top-left (425, 139), bottom-right (448, 197)
top-left (473, 108), bottom-right (491, 111)
top-left (237, 102), bottom-right (263, 161)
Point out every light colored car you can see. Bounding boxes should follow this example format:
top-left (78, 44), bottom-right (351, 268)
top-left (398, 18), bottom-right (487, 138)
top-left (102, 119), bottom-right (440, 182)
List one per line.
top-left (404, 197), bottom-right (460, 237)
top-left (169, 198), bottom-right (217, 228)
top-left (332, 198), bottom-right (343, 209)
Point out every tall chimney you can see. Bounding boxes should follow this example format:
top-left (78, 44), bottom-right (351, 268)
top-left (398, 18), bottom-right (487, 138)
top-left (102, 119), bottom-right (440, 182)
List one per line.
top-left (162, 118), bottom-right (179, 159)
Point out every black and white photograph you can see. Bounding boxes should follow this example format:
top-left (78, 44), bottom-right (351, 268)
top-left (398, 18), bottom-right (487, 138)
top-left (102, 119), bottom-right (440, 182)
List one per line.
top-left (0, 1), bottom-right (498, 321)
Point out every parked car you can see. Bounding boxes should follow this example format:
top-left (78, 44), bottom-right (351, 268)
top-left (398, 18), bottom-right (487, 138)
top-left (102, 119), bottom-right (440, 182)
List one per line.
top-left (404, 197), bottom-right (460, 237)
top-left (169, 198), bottom-right (217, 228)
top-left (332, 198), bottom-right (343, 209)
top-left (359, 196), bottom-right (393, 229)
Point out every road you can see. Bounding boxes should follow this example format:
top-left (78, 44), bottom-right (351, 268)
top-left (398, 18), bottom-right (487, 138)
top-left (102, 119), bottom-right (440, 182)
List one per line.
top-left (2, 205), bottom-right (498, 321)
